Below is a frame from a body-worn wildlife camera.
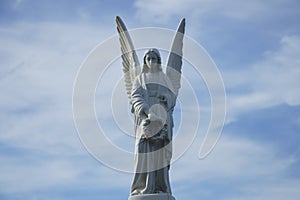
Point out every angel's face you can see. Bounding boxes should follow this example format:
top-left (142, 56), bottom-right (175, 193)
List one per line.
top-left (145, 52), bottom-right (159, 71)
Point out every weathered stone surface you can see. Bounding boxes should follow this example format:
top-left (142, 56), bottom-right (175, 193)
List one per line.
top-left (116, 16), bottom-right (185, 198)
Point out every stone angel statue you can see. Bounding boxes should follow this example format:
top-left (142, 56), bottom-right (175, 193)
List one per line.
top-left (116, 16), bottom-right (185, 200)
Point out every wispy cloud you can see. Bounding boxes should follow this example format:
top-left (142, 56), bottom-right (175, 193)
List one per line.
top-left (172, 134), bottom-right (298, 199)
top-left (134, 0), bottom-right (299, 23)
top-left (0, 20), bottom-right (124, 196)
top-left (0, 154), bottom-right (81, 193)
top-left (0, 20), bottom-right (113, 151)
top-left (225, 35), bottom-right (300, 120)
top-left (1, 1), bottom-right (300, 199)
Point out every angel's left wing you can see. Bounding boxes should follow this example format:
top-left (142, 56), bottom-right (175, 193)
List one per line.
top-left (116, 16), bottom-right (141, 102)
top-left (166, 18), bottom-right (185, 96)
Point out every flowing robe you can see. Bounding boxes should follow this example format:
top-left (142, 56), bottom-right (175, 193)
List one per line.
top-left (130, 71), bottom-right (177, 195)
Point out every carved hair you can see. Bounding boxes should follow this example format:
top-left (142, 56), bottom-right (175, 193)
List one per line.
top-left (142, 48), bottom-right (162, 73)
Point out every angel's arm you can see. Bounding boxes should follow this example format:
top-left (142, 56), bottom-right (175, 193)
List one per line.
top-left (131, 78), bottom-right (149, 117)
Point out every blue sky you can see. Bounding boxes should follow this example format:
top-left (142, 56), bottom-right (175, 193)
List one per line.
top-left (1, 0), bottom-right (300, 199)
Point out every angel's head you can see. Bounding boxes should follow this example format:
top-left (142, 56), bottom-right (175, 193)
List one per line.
top-left (142, 48), bottom-right (162, 73)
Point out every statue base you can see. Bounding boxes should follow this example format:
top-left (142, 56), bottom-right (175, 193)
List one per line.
top-left (128, 194), bottom-right (175, 200)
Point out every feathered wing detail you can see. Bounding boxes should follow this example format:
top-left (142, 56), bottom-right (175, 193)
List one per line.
top-left (116, 16), bottom-right (141, 102)
top-left (166, 18), bottom-right (185, 96)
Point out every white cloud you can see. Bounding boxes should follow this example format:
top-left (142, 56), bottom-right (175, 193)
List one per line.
top-left (134, 0), bottom-right (293, 23)
top-left (0, 152), bottom-right (131, 194)
top-left (0, 21), bottom-right (114, 154)
top-left (225, 35), bottom-right (300, 119)
top-left (252, 36), bottom-right (300, 106)
top-left (171, 134), bottom-right (299, 199)
top-left (173, 135), bottom-right (295, 181)
top-left (0, 155), bottom-right (81, 193)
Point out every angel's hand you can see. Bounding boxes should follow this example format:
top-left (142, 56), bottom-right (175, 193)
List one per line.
top-left (142, 113), bottom-right (160, 126)
top-left (142, 118), bottom-right (151, 126)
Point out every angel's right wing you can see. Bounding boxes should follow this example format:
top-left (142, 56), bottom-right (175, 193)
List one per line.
top-left (116, 16), bottom-right (141, 102)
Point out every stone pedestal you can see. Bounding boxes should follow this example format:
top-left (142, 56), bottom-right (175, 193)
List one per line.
top-left (128, 194), bottom-right (176, 200)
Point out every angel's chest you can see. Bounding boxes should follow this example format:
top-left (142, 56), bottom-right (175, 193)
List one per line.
top-left (143, 84), bottom-right (168, 104)
top-left (145, 83), bottom-right (168, 95)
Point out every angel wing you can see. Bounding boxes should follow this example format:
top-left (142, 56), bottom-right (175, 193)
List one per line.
top-left (166, 18), bottom-right (185, 96)
top-left (116, 16), bottom-right (141, 102)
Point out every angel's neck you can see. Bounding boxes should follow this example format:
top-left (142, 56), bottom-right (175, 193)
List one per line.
top-left (147, 67), bottom-right (161, 73)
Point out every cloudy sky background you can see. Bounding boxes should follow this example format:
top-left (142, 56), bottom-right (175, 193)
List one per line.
top-left (1, 0), bottom-right (300, 199)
